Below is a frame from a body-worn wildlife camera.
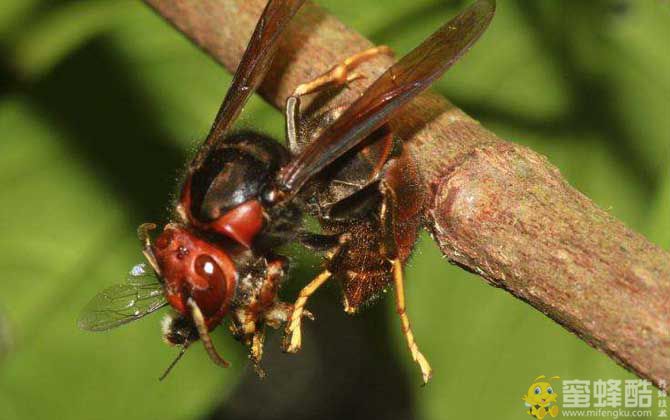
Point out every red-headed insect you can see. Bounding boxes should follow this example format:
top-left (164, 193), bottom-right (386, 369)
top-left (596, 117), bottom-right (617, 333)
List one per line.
top-left (78, 0), bottom-right (495, 383)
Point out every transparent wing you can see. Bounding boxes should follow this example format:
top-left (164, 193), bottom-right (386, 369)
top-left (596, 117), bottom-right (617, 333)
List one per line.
top-left (277, 0), bottom-right (495, 193)
top-left (78, 263), bottom-right (167, 332)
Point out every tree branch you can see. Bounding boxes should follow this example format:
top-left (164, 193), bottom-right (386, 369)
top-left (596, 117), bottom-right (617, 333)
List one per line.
top-left (143, 0), bottom-right (670, 388)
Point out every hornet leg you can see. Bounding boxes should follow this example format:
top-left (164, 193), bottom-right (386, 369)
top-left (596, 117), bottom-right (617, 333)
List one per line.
top-left (380, 181), bottom-right (433, 384)
top-left (283, 233), bottom-right (350, 352)
top-left (283, 270), bottom-right (331, 353)
top-left (293, 45), bottom-right (393, 97)
top-left (285, 45), bottom-right (394, 152)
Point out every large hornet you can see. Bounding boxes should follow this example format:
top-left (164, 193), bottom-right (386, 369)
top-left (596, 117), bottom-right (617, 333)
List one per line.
top-left (79, 0), bottom-right (495, 383)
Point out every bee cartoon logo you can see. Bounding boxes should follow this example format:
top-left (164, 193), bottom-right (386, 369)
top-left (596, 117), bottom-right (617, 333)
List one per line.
top-left (523, 375), bottom-right (560, 419)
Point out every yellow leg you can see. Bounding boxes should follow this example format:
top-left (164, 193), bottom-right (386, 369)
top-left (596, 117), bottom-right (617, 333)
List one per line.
top-left (284, 270), bottom-right (332, 353)
top-left (251, 330), bottom-right (264, 361)
top-left (250, 329), bottom-right (266, 378)
top-left (292, 45), bottom-right (393, 97)
top-left (188, 298), bottom-right (229, 368)
top-left (392, 259), bottom-right (432, 384)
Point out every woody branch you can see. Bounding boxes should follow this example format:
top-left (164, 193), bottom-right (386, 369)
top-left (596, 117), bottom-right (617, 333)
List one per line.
top-left (143, 0), bottom-right (670, 388)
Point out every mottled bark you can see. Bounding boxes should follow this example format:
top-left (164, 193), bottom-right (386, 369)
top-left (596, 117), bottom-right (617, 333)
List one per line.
top-left (143, 0), bottom-right (670, 387)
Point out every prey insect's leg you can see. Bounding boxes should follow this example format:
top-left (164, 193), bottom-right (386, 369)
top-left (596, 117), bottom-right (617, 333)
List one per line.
top-left (159, 343), bottom-right (190, 381)
top-left (292, 45), bottom-right (394, 97)
top-left (250, 328), bottom-right (266, 378)
top-left (251, 329), bottom-right (264, 362)
top-left (380, 181), bottom-right (433, 384)
top-left (188, 298), bottom-right (230, 368)
top-left (284, 270), bottom-right (332, 353)
top-left (137, 223), bottom-right (161, 275)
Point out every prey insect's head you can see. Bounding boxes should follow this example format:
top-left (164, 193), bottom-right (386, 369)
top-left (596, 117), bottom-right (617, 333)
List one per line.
top-left (145, 222), bottom-right (237, 375)
top-left (151, 223), bottom-right (238, 329)
top-left (161, 312), bottom-right (198, 347)
top-left (79, 223), bottom-right (238, 379)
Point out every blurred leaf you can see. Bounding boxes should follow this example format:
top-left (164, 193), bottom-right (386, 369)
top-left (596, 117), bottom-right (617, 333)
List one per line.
top-left (0, 0), bottom-right (41, 39)
top-left (103, 2), bottom-right (284, 149)
top-left (0, 92), bottom-right (238, 420)
top-left (606, 1), bottom-right (670, 173)
top-left (648, 174), bottom-right (670, 248)
top-left (11, 1), bottom-right (132, 79)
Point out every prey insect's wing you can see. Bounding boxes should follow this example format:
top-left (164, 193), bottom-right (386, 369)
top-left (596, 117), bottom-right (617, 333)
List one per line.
top-left (78, 264), bottom-right (167, 332)
top-left (194, 0), bottom-right (306, 165)
top-left (277, 0), bottom-right (495, 193)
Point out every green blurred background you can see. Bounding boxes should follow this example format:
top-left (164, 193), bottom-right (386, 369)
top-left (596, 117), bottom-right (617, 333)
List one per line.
top-left (0, 1), bottom-right (668, 419)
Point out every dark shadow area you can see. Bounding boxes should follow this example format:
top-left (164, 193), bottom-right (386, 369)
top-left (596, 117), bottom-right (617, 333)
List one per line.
top-left (209, 272), bottom-right (415, 420)
top-left (29, 0), bottom-right (74, 18)
top-left (0, 46), bottom-right (20, 94)
top-left (513, 0), bottom-right (655, 194)
top-left (447, 94), bottom-right (577, 137)
top-left (369, 0), bottom-right (467, 43)
top-left (26, 37), bottom-right (185, 224)
top-left (0, 36), bottom-right (189, 343)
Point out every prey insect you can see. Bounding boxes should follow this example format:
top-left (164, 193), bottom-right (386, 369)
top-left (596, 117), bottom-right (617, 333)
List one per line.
top-left (79, 0), bottom-right (495, 383)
